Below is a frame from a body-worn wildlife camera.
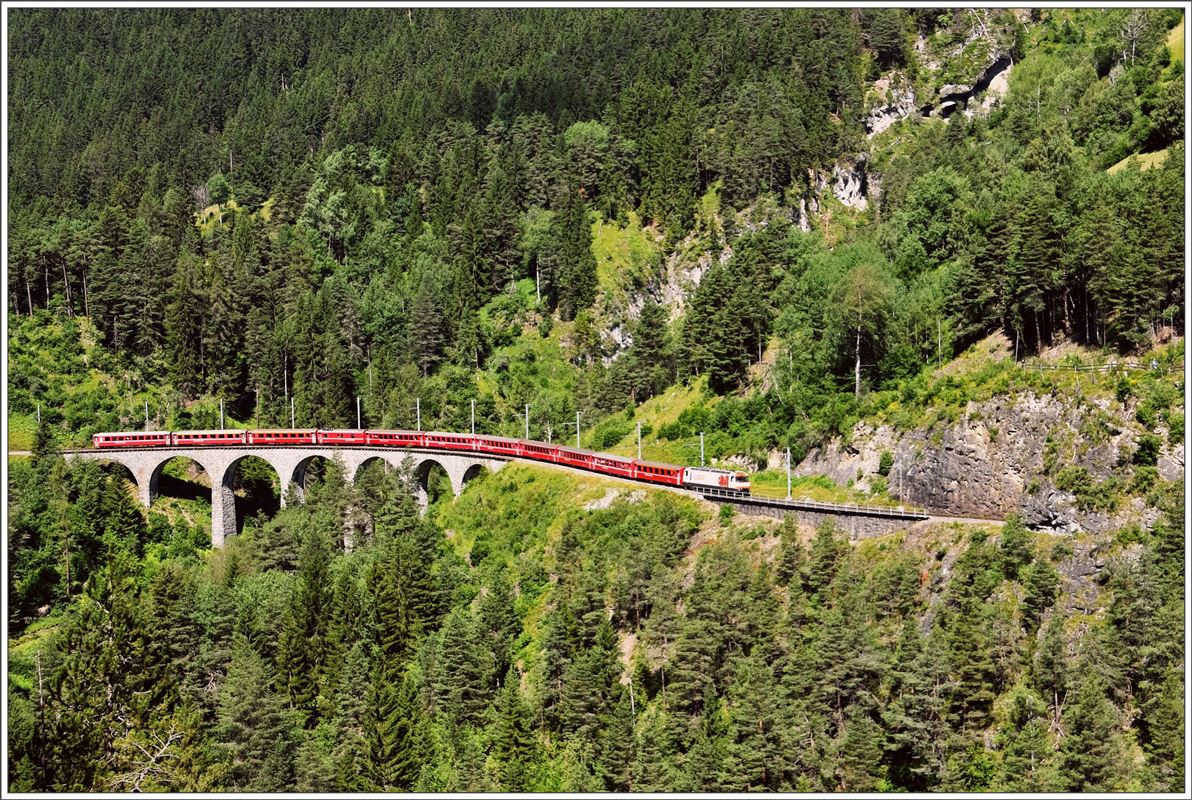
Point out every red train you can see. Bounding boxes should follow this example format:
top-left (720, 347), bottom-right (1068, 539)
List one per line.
top-left (91, 428), bottom-right (751, 495)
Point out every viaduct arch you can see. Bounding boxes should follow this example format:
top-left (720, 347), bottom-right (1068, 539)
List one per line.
top-left (69, 447), bottom-right (506, 547)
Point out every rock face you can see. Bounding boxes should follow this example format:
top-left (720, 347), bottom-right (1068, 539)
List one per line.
top-left (930, 55), bottom-right (1014, 118)
top-left (796, 390), bottom-right (1179, 534)
top-left (831, 158), bottom-right (868, 211)
top-left (866, 75), bottom-right (918, 136)
top-left (807, 157), bottom-right (871, 213)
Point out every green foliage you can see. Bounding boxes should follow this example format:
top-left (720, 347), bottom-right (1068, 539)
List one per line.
top-left (877, 450), bottom-right (894, 476)
top-left (4, 7), bottom-right (1187, 793)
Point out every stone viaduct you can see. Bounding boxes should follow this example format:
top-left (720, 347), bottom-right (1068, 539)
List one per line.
top-left (67, 447), bottom-right (506, 547)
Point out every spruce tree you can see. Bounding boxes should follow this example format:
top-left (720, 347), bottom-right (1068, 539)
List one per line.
top-left (1058, 674), bottom-right (1135, 791)
top-left (478, 571), bottom-right (520, 687)
top-left (490, 667), bottom-right (537, 791)
top-left (719, 654), bottom-right (787, 791)
top-left (364, 666), bottom-right (420, 790)
top-left (553, 184), bottom-right (597, 321)
top-left (434, 607), bottom-right (492, 725)
top-left (775, 513), bottom-right (803, 587)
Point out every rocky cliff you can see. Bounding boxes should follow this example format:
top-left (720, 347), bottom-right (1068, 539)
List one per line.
top-left (795, 382), bottom-right (1183, 534)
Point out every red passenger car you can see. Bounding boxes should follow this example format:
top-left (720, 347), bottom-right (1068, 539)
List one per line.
top-left (173, 430), bottom-right (248, 446)
top-left (318, 429), bottom-right (367, 445)
top-left (475, 435), bottom-right (524, 457)
top-left (592, 454), bottom-right (635, 478)
top-left (556, 446), bottom-right (594, 470)
top-left (422, 432), bottom-right (473, 451)
top-left (522, 442), bottom-right (557, 462)
top-left (365, 430), bottom-right (424, 447)
top-left (248, 429), bottom-right (317, 445)
top-left (92, 431), bottom-right (172, 448)
top-left (632, 459), bottom-right (684, 487)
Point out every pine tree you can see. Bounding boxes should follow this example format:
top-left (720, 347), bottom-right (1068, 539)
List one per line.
top-left (101, 473), bottom-right (148, 556)
top-left (213, 634), bottom-right (296, 791)
top-left (1058, 674), bottom-right (1135, 791)
top-left (329, 642), bottom-right (371, 791)
top-left (553, 184), bottom-right (597, 321)
top-left (834, 707), bottom-right (886, 792)
top-left (775, 513), bottom-right (803, 587)
top-left (364, 666), bottom-right (420, 790)
top-left (434, 607), bottom-right (491, 725)
top-left (719, 653), bottom-right (787, 791)
top-left (559, 620), bottom-right (619, 741)
top-left (627, 301), bottom-right (673, 401)
top-left (1033, 610), bottom-right (1067, 719)
top-left (882, 619), bottom-right (948, 790)
top-left (277, 527), bottom-right (331, 726)
top-left (478, 571), bottom-right (520, 687)
top-left (994, 684), bottom-right (1061, 791)
top-left (490, 667), bottom-right (537, 791)
top-left (807, 519), bottom-right (844, 598)
top-left (367, 533), bottom-right (435, 661)
top-left (41, 549), bottom-right (161, 791)
top-left (997, 513), bottom-right (1033, 580)
top-left (1021, 559), bottom-right (1060, 630)
top-left (321, 562), bottom-right (363, 699)
top-left (946, 596), bottom-right (998, 733)
top-left (630, 706), bottom-right (686, 791)
top-left (410, 270), bottom-right (447, 377)
top-left (594, 684), bottom-right (636, 791)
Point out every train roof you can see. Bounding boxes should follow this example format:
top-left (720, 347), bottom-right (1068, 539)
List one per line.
top-left (173, 429), bottom-right (247, 435)
top-left (686, 465), bottom-right (747, 475)
top-left (251, 428), bottom-right (317, 433)
top-left (591, 452), bottom-right (633, 461)
top-left (555, 445), bottom-right (591, 456)
top-left (94, 430), bottom-right (170, 436)
top-left (633, 458), bottom-right (683, 470)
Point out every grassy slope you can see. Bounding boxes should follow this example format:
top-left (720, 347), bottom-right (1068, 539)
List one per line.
top-left (1167, 14), bottom-right (1184, 61)
top-left (591, 210), bottom-right (661, 306)
top-left (1107, 148), bottom-right (1169, 174)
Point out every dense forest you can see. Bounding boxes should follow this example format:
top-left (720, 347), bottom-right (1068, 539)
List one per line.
top-left (6, 6), bottom-right (1186, 794)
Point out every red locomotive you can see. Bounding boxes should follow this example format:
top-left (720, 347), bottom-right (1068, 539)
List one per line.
top-left (91, 427), bottom-right (750, 495)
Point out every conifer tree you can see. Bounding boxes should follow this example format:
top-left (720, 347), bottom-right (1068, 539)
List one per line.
top-left (1058, 674), bottom-right (1135, 791)
top-left (553, 185), bottom-right (597, 321)
top-left (994, 684), bottom-right (1061, 791)
top-left (364, 666), bottom-right (420, 790)
top-left (775, 513), bottom-right (803, 587)
top-left (277, 528), bottom-right (331, 725)
top-left (214, 634), bottom-right (296, 791)
top-left (478, 571), bottom-right (520, 688)
top-left (594, 684), bottom-right (636, 791)
top-left (434, 607), bottom-right (492, 725)
top-left (326, 641), bottom-right (371, 790)
top-left (720, 653), bottom-right (787, 791)
top-left (490, 667), bottom-right (537, 791)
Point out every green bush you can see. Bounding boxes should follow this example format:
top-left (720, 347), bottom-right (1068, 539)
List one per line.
top-left (591, 418), bottom-right (632, 450)
top-left (1133, 433), bottom-right (1160, 467)
top-left (1115, 374), bottom-right (1133, 403)
top-left (1165, 409), bottom-right (1183, 444)
top-left (1132, 465), bottom-right (1158, 493)
top-left (878, 450), bottom-right (894, 476)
